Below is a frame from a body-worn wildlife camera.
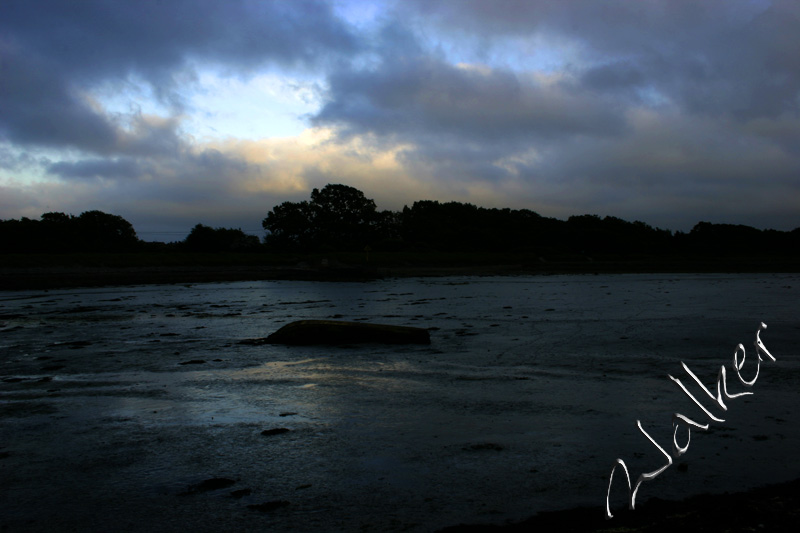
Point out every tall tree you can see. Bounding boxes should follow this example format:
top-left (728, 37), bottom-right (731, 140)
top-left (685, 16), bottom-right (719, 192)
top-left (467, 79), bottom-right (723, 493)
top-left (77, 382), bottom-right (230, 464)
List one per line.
top-left (262, 200), bottom-right (314, 250)
top-left (262, 184), bottom-right (380, 251)
top-left (75, 210), bottom-right (139, 252)
top-left (310, 184), bottom-right (379, 250)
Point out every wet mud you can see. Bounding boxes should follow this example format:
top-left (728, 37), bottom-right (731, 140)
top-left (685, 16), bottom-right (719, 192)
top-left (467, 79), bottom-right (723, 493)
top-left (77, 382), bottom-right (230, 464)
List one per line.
top-left (1, 274), bottom-right (799, 531)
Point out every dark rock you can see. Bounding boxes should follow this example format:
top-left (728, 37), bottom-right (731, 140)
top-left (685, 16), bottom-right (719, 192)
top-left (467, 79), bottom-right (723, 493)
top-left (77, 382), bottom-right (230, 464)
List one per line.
top-left (265, 319), bottom-right (431, 345)
top-left (179, 359), bottom-right (206, 365)
top-left (230, 488), bottom-right (252, 499)
top-left (261, 428), bottom-right (290, 436)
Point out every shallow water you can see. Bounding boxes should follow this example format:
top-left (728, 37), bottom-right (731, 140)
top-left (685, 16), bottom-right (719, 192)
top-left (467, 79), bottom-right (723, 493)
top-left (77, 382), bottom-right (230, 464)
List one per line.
top-left (1, 273), bottom-right (799, 531)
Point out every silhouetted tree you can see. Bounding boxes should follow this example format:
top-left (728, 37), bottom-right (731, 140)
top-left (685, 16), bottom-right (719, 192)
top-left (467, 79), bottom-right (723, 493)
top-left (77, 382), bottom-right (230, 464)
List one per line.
top-left (262, 200), bottom-right (315, 250)
top-left (262, 184), bottom-right (380, 251)
top-left (38, 212), bottom-right (77, 252)
top-left (0, 210), bottom-right (138, 252)
top-left (400, 201), bottom-right (552, 252)
top-left (683, 222), bottom-right (762, 256)
top-left (310, 184), bottom-right (379, 250)
top-left (74, 210), bottom-right (139, 252)
top-left (401, 201), bottom-right (478, 251)
top-left (562, 214), bottom-right (672, 256)
top-left (184, 224), bottom-right (260, 252)
top-left (373, 210), bottom-right (404, 250)
top-left (0, 217), bottom-right (40, 252)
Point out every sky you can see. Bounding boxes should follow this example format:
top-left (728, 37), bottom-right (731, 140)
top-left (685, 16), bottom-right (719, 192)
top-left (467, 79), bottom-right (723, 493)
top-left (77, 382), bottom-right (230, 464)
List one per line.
top-left (1, 0), bottom-right (799, 241)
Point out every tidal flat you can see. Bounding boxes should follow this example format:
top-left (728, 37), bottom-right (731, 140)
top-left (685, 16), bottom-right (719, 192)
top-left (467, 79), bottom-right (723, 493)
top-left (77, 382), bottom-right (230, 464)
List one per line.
top-left (1, 274), bottom-right (799, 531)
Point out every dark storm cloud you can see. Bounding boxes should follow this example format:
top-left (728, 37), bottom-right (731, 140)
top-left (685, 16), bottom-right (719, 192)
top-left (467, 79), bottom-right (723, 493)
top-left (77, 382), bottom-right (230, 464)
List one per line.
top-left (401, 0), bottom-right (800, 120)
top-left (1, 0), bottom-right (359, 83)
top-left (0, 45), bottom-right (121, 152)
top-left (305, 1), bottom-right (800, 230)
top-left (579, 61), bottom-right (645, 95)
top-left (310, 0), bottom-right (798, 152)
top-left (0, 0), bottom-right (360, 152)
top-left (0, 45), bottom-right (187, 156)
top-left (314, 52), bottom-right (626, 147)
top-left (2, 0), bottom-right (798, 234)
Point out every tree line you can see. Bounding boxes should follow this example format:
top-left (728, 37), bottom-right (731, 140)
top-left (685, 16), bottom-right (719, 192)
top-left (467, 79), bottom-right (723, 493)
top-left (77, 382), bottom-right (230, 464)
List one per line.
top-left (0, 211), bottom-right (140, 253)
top-left (2, 184), bottom-right (799, 258)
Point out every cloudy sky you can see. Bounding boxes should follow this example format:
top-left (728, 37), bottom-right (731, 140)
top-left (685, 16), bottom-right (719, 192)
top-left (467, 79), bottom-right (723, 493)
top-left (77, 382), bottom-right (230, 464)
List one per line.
top-left (1, 0), bottom-right (799, 241)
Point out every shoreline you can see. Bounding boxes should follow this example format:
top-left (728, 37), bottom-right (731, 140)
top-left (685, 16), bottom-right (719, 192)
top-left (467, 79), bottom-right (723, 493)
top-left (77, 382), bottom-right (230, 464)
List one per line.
top-left (1, 261), bottom-right (799, 291)
top-left (440, 477), bottom-right (800, 532)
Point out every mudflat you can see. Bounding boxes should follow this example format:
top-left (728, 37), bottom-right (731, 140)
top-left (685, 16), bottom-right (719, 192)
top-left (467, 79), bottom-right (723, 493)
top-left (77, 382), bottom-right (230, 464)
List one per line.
top-left (2, 274), bottom-right (799, 531)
